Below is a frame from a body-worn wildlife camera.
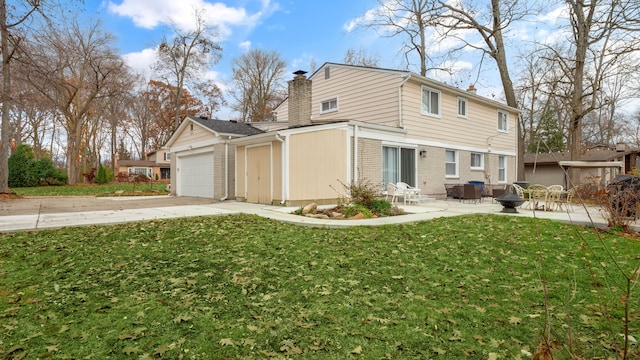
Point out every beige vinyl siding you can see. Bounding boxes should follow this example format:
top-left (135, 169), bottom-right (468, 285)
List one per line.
top-left (274, 98), bottom-right (289, 123)
top-left (171, 122), bottom-right (217, 148)
top-left (312, 66), bottom-right (402, 127)
top-left (402, 81), bottom-right (517, 152)
top-left (235, 145), bottom-right (246, 199)
top-left (288, 129), bottom-right (348, 201)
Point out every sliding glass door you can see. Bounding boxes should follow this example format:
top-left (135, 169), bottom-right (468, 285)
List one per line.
top-left (383, 146), bottom-right (416, 187)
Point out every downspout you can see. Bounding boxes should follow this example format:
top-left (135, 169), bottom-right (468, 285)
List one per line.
top-left (275, 132), bottom-right (287, 204)
top-left (353, 124), bottom-right (358, 182)
top-left (398, 74), bottom-right (411, 128)
top-left (220, 137), bottom-right (230, 201)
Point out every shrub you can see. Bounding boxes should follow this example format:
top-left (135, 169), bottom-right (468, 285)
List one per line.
top-left (94, 164), bottom-right (108, 184)
top-left (369, 199), bottom-right (393, 216)
top-left (344, 179), bottom-right (379, 208)
top-left (9, 145), bottom-right (67, 187)
top-left (341, 204), bottom-right (373, 218)
top-left (8, 145), bottom-right (39, 187)
top-left (36, 158), bottom-right (67, 185)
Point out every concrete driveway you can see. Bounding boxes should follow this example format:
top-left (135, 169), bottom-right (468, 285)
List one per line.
top-left (0, 195), bottom-right (218, 216)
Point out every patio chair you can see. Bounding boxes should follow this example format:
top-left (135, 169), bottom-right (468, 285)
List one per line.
top-left (527, 184), bottom-right (549, 211)
top-left (385, 182), bottom-right (401, 204)
top-left (461, 183), bottom-right (482, 203)
top-left (546, 185), bottom-right (564, 211)
top-left (553, 187), bottom-right (575, 212)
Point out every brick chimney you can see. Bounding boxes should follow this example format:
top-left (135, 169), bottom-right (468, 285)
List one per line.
top-left (288, 70), bottom-right (312, 128)
top-left (467, 84), bottom-right (477, 94)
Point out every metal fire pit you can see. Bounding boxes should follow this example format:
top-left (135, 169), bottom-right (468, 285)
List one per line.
top-left (495, 193), bottom-right (525, 213)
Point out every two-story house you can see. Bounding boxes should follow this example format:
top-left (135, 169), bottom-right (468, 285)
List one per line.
top-left (231, 63), bottom-right (519, 206)
top-left (116, 149), bottom-right (171, 181)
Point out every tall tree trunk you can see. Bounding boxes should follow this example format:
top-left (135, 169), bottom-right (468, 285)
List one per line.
top-left (0, 0), bottom-right (11, 193)
top-left (489, 0), bottom-right (522, 180)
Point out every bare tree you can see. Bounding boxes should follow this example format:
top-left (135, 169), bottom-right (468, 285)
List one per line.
top-left (20, 18), bottom-right (131, 184)
top-left (362, 0), bottom-right (436, 76)
top-left (229, 49), bottom-right (287, 122)
top-left (154, 8), bottom-right (221, 128)
top-left (193, 79), bottom-right (226, 119)
top-left (362, 0), bottom-right (528, 178)
top-left (540, 0), bottom-right (640, 185)
top-left (0, 0), bottom-right (45, 193)
top-left (343, 47), bottom-right (380, 67)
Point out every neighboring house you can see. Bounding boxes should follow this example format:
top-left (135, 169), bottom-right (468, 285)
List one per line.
top-left (524, 145), bottom-right (640, 188)
top-left (231, 63), bottom-right (520, 206)
top-left (164, 116), bottom-right (263, 199)
top-left (116, 148), bottom-right (171, 181)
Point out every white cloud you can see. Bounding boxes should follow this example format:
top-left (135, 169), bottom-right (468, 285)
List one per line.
top-left (239, 41), bottom-right (251, 51)
top-left (107, 0), bottom-right (277, 39)
top-left (122, 48), bottom-right (158, 78)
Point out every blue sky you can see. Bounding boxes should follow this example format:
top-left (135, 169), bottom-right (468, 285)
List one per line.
top-left (90, 0), bottom-right (399, 117)
top-left (87, 1), bottom-right (638, 119)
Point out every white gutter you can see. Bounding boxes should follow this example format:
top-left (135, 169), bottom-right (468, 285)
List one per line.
top-left (275, 132), bottom-right (287, 205)
top-left (220, 138), bottom-right (230, 201)
top-left (398, 74), bottom-right (411, 128)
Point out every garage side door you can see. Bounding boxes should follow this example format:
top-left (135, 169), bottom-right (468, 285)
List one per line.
top-left (247, 145), bottom-right (271, 204)
top-left (178, 152), bottom-right (214, 198)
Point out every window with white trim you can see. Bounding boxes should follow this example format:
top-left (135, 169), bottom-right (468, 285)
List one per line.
top-left (421, 86), bottom-right (441, 116)
top-left (498, 155), bottom-right (507, 182)
top-left (445, 150), bottom-right (458, 177)
top-left (470, 152), bottom-right (484, 170)
top-left (458, 97), bottom-right (467, 117)
top-left (164, 152), bottom-right (171, 161)
top-left (321, 98), bottom-right (338, 113)
top-left (498, 110), bottom-right (508, 132)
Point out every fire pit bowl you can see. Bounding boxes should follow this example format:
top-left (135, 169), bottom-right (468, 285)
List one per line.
top-left (495, 193), bottom-right (525, 213)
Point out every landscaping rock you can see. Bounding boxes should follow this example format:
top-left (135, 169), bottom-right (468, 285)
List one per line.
top-left (114, 190), bottom-right (125, 195)
top-left (348, 213), bottom-right (365, 220)
top-left (308, 213), bottom-right (329, 219)
top-left (301, 202), bottom-right (317, 215)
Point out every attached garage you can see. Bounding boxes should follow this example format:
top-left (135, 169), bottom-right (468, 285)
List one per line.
top-left (177, 151), bottom-right (214, 198)
top-left (165, 116), bottom-right (264, 199)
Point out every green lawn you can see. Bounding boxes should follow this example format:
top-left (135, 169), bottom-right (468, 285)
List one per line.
top-left (11, 183), bottom-right (169, 197)
top-left (1, 214), bottom-right (639, 359)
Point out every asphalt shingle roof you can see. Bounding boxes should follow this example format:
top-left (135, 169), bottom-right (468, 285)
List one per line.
top-left (187, 116), bottom-right (264, 136)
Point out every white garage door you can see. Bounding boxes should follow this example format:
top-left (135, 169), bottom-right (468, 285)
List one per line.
top-left (178, 152), bottom-right (214, 198)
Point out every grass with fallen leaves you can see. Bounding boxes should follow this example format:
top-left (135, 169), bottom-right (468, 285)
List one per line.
top-left (1, 214), bottom-right (639, 359)
top-left (11, 183), bottom-right (169, 197)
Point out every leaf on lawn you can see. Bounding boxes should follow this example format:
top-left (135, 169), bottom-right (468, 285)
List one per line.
top-left (391, 275), bottom-right (404, 280)
top-left (173, 314), bottom-right (193, 323)
top-left (509, 316), bottom-right (522, 324)
top-left (351, 345), bottom-right (362, 354)
top-left (219, 338), bottom-right (236, 346)
top-left (122, 345), bottom-right (141, 355)
top-left (153, 344), bottom-right (173, 356)
top-left (46, 345), bottom-right (59, 353)
top-left (280, 339), bottom-right (302, 355)
top-left (432, 347), bottom-right (446, 355)
top-left (243, 338), bottom-right (256, 347)
top-left (488, 352), bottom-right (498, 360)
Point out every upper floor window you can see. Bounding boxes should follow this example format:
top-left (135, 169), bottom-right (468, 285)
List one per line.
top-left (458, 97), bottom-right (467, 117)
top-left (164, 152), bottom-right (171, 161)
top-left (498, 110), bottom-right (508, 132)
top-left (421, 86), bottom-right (441, 117)
top-left (470, 152), bottom-right (483, 170)
top-left (321, 98), bottom-right (338, 114)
